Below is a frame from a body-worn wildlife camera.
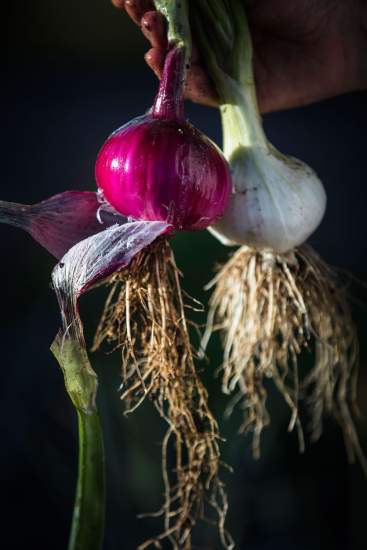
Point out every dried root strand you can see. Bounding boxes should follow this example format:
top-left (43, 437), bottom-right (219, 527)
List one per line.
top-left (203, 244), bottom-right (366, 472)
top-left (93, 240), bottom-right (232, 549)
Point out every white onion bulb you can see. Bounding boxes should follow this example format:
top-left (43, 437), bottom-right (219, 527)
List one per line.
top-left (209, 85), bottom-right (327, 253)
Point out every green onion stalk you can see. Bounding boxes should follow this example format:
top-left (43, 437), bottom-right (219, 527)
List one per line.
top-left (51, 311), bottom-right (105, 550)
top-left (193, 0), bottom-right (366, 471)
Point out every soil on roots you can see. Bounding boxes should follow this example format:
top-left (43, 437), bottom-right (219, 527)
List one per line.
top-left (93, 239), bottom-right (232, 549)
top-left (203, 244), bottom-right (366, 472)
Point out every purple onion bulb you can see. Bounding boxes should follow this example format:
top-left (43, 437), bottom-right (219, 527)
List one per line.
top-left (95, 47), bottom-right (231, 231)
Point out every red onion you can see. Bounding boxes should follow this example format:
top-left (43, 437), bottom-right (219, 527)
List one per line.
top-left (95, 47), bottom-right (231, 231)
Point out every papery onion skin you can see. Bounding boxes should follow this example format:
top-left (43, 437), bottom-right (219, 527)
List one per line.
top-left (95, 47), bottom-right (231, 231)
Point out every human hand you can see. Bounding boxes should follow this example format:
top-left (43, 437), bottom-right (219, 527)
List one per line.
top-left (113, 0), bottom-right (367, 113)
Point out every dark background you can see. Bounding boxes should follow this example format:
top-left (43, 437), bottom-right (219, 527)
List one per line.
top-left (3, 1), bottom-right (367, 549)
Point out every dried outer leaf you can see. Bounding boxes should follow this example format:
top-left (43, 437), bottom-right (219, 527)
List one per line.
top-left (0, 191), bottom-right (126, 259)
top-left (51, 220), bottom-right (170, 413)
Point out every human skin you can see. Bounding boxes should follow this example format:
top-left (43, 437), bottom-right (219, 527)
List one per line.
top-left (112, 0), bottom-right (367, 113)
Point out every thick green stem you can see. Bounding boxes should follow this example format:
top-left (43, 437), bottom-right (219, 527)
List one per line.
top-left (51, 333), bottom-right (105, 550)
top-left (68, 411), bottom-right (105, 550)
top-left (51, 330), bottom-right (98, 415)
top-left (229, 0), bottom-right (253, 86)
top-left (219, 86), bottom-right (267, 156)
top-left (154, 0), bottom-right (191, 70)
top-left (193, 0), bottom-right (267, 152)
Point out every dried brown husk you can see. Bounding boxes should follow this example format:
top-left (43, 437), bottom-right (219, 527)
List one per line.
top-left (93, 239), bottom-right (232, 549)
top-left (203, 244), bottom-right (366, 472)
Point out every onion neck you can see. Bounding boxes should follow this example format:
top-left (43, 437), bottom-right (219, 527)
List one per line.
top-left (219, 82), bottom-right (268, 158)
top-left (152, 46), bottom-right (185, 121)
top-left (152, 0), bottom-right (191, 121)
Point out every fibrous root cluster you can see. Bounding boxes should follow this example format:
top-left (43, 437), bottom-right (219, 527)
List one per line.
top-left (203, 244), bottom-right (366, 473)
top-left (93, 239), bottom-right (232, 549)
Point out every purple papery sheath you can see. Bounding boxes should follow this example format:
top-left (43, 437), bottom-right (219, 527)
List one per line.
top-left (0, 191), bottom-right (126, 259)
top-left (51, 220), bottom-right (171, 345)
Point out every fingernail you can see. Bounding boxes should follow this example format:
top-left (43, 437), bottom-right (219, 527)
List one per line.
top-left (142, 19), bottom-right (151, 31)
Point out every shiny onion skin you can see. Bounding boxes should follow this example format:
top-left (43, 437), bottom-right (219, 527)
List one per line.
top-left (95, 48), bottom-right (231, 231)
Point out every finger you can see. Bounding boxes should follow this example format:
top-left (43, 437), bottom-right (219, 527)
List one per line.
top-left (185, 66), bottom-right (219, 107)
top-left (122, 0), bottom-right (154, 25)
top-left (141, 11), bottom-right (168, 49)
top-left (145, 47), bottom-right (166, 78)
top-left (190, 42), bottom-right (201, 64)
top-left (111, 0), bottom-right (125, 9)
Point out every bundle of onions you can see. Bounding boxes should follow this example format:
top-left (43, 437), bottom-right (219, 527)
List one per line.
top-left (193, 0), bottom-right (366, 468)
top-left (0, 1), bottom-right (234, 547)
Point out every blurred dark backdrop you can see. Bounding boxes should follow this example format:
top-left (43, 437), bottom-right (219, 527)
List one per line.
top-left (3, 1), bottom-right (367, 549)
